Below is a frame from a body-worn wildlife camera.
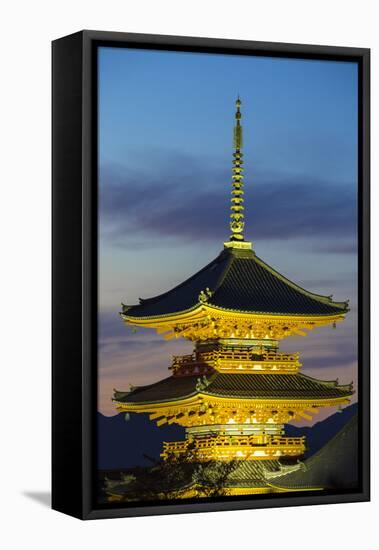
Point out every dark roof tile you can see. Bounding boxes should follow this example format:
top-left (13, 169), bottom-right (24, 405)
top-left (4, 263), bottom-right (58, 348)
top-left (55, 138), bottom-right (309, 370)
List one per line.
top-left (123, 247), bottom-right (347, 318)
top-left (114, 372), bottom-right (353, 405)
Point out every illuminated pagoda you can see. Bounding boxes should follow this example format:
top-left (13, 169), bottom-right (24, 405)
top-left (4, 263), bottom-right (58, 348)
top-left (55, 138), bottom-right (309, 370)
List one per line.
top-left (113, 98), bottom-right (353, 497)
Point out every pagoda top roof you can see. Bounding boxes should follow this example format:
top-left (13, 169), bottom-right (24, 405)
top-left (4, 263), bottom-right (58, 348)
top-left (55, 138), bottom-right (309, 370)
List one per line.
top-left (113, 372), bottom-right (353, 406)
top-left (122, 245), bottom-right (348, 320)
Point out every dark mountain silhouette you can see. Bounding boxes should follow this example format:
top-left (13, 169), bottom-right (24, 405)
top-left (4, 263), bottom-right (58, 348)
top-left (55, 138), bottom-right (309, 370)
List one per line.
top-left (98, 412), bottom-right (184, 470)
top-left (286, 402), bottom-right (358, 458)
top-left (273, 413), bottom-right (359, 489)
top-left (97, 403), bottom-right (358, 470)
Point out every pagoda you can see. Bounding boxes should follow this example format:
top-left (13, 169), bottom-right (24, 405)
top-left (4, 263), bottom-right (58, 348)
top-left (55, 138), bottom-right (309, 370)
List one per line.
top-left (113, 98), bottom-right (353, 497)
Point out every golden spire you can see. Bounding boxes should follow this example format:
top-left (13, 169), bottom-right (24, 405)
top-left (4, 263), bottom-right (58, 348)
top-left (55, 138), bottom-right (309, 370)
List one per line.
top-left (228, 97), bottom-right (248, 245)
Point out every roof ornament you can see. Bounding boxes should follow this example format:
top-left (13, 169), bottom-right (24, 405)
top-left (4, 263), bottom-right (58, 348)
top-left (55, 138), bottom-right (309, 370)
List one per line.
top-left (196, 375), bottom-right (211, 392)
top-left (121, 302), bottom-right (131, 313)
top-left (225, 97), bottom-right (252, 251)
top-left (198, 287), bottom-right (213, 303)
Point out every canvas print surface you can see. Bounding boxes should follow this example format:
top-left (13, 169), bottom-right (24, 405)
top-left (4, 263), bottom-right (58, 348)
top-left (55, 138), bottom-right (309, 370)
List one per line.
top-left (97, 47), bottom-right (358, 505)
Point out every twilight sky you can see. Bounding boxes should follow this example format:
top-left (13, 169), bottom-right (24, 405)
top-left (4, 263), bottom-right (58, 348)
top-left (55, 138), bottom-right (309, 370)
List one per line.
top-left (98, 46), bottom-right (358, 424)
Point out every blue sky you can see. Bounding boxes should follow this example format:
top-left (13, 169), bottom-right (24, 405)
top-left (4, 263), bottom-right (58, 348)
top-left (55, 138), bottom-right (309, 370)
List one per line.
top-left (98, 46), bottom-right (358, 422)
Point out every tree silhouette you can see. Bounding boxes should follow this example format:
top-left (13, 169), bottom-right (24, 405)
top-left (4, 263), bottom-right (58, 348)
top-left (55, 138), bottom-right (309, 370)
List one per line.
top-left (103, 442), bottom-right (239, 502)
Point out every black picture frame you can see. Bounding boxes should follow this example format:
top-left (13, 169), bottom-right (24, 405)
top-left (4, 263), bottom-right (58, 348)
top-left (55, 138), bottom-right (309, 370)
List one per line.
top-left (52, 30), bottom-right (370, 520)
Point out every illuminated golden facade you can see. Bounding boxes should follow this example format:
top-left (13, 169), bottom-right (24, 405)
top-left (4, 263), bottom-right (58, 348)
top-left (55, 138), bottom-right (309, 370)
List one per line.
top-left (113, 99), bottom-right (353, 497)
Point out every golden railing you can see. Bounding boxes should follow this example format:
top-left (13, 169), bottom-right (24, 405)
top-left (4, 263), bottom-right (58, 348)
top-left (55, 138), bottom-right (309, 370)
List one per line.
top-left (170, 349), bottom-right (301, 375)
top-left (161, 435), bottom-right (305, 461)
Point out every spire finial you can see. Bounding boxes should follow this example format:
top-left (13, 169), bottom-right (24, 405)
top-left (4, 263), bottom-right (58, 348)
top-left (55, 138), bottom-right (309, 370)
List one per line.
top-left (224, 98), bottom-right (252, 251)
top-left (230, 97), bottom-right (245, 242)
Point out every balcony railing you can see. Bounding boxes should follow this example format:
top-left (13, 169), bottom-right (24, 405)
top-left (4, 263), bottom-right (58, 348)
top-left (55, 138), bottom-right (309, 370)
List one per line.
top-left (170, 349), bottom-right (301, 375)
top-left (161, 435), bottom-right (306, 461)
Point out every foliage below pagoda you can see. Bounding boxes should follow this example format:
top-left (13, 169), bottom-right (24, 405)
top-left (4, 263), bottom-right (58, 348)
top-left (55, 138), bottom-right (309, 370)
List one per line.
top-left (102, 442), bottom-right (239, 502)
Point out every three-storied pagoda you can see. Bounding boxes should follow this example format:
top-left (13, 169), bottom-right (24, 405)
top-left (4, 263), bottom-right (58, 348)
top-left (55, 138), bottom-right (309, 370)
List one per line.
top-left (113, 99), bottom-right (353, 496)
